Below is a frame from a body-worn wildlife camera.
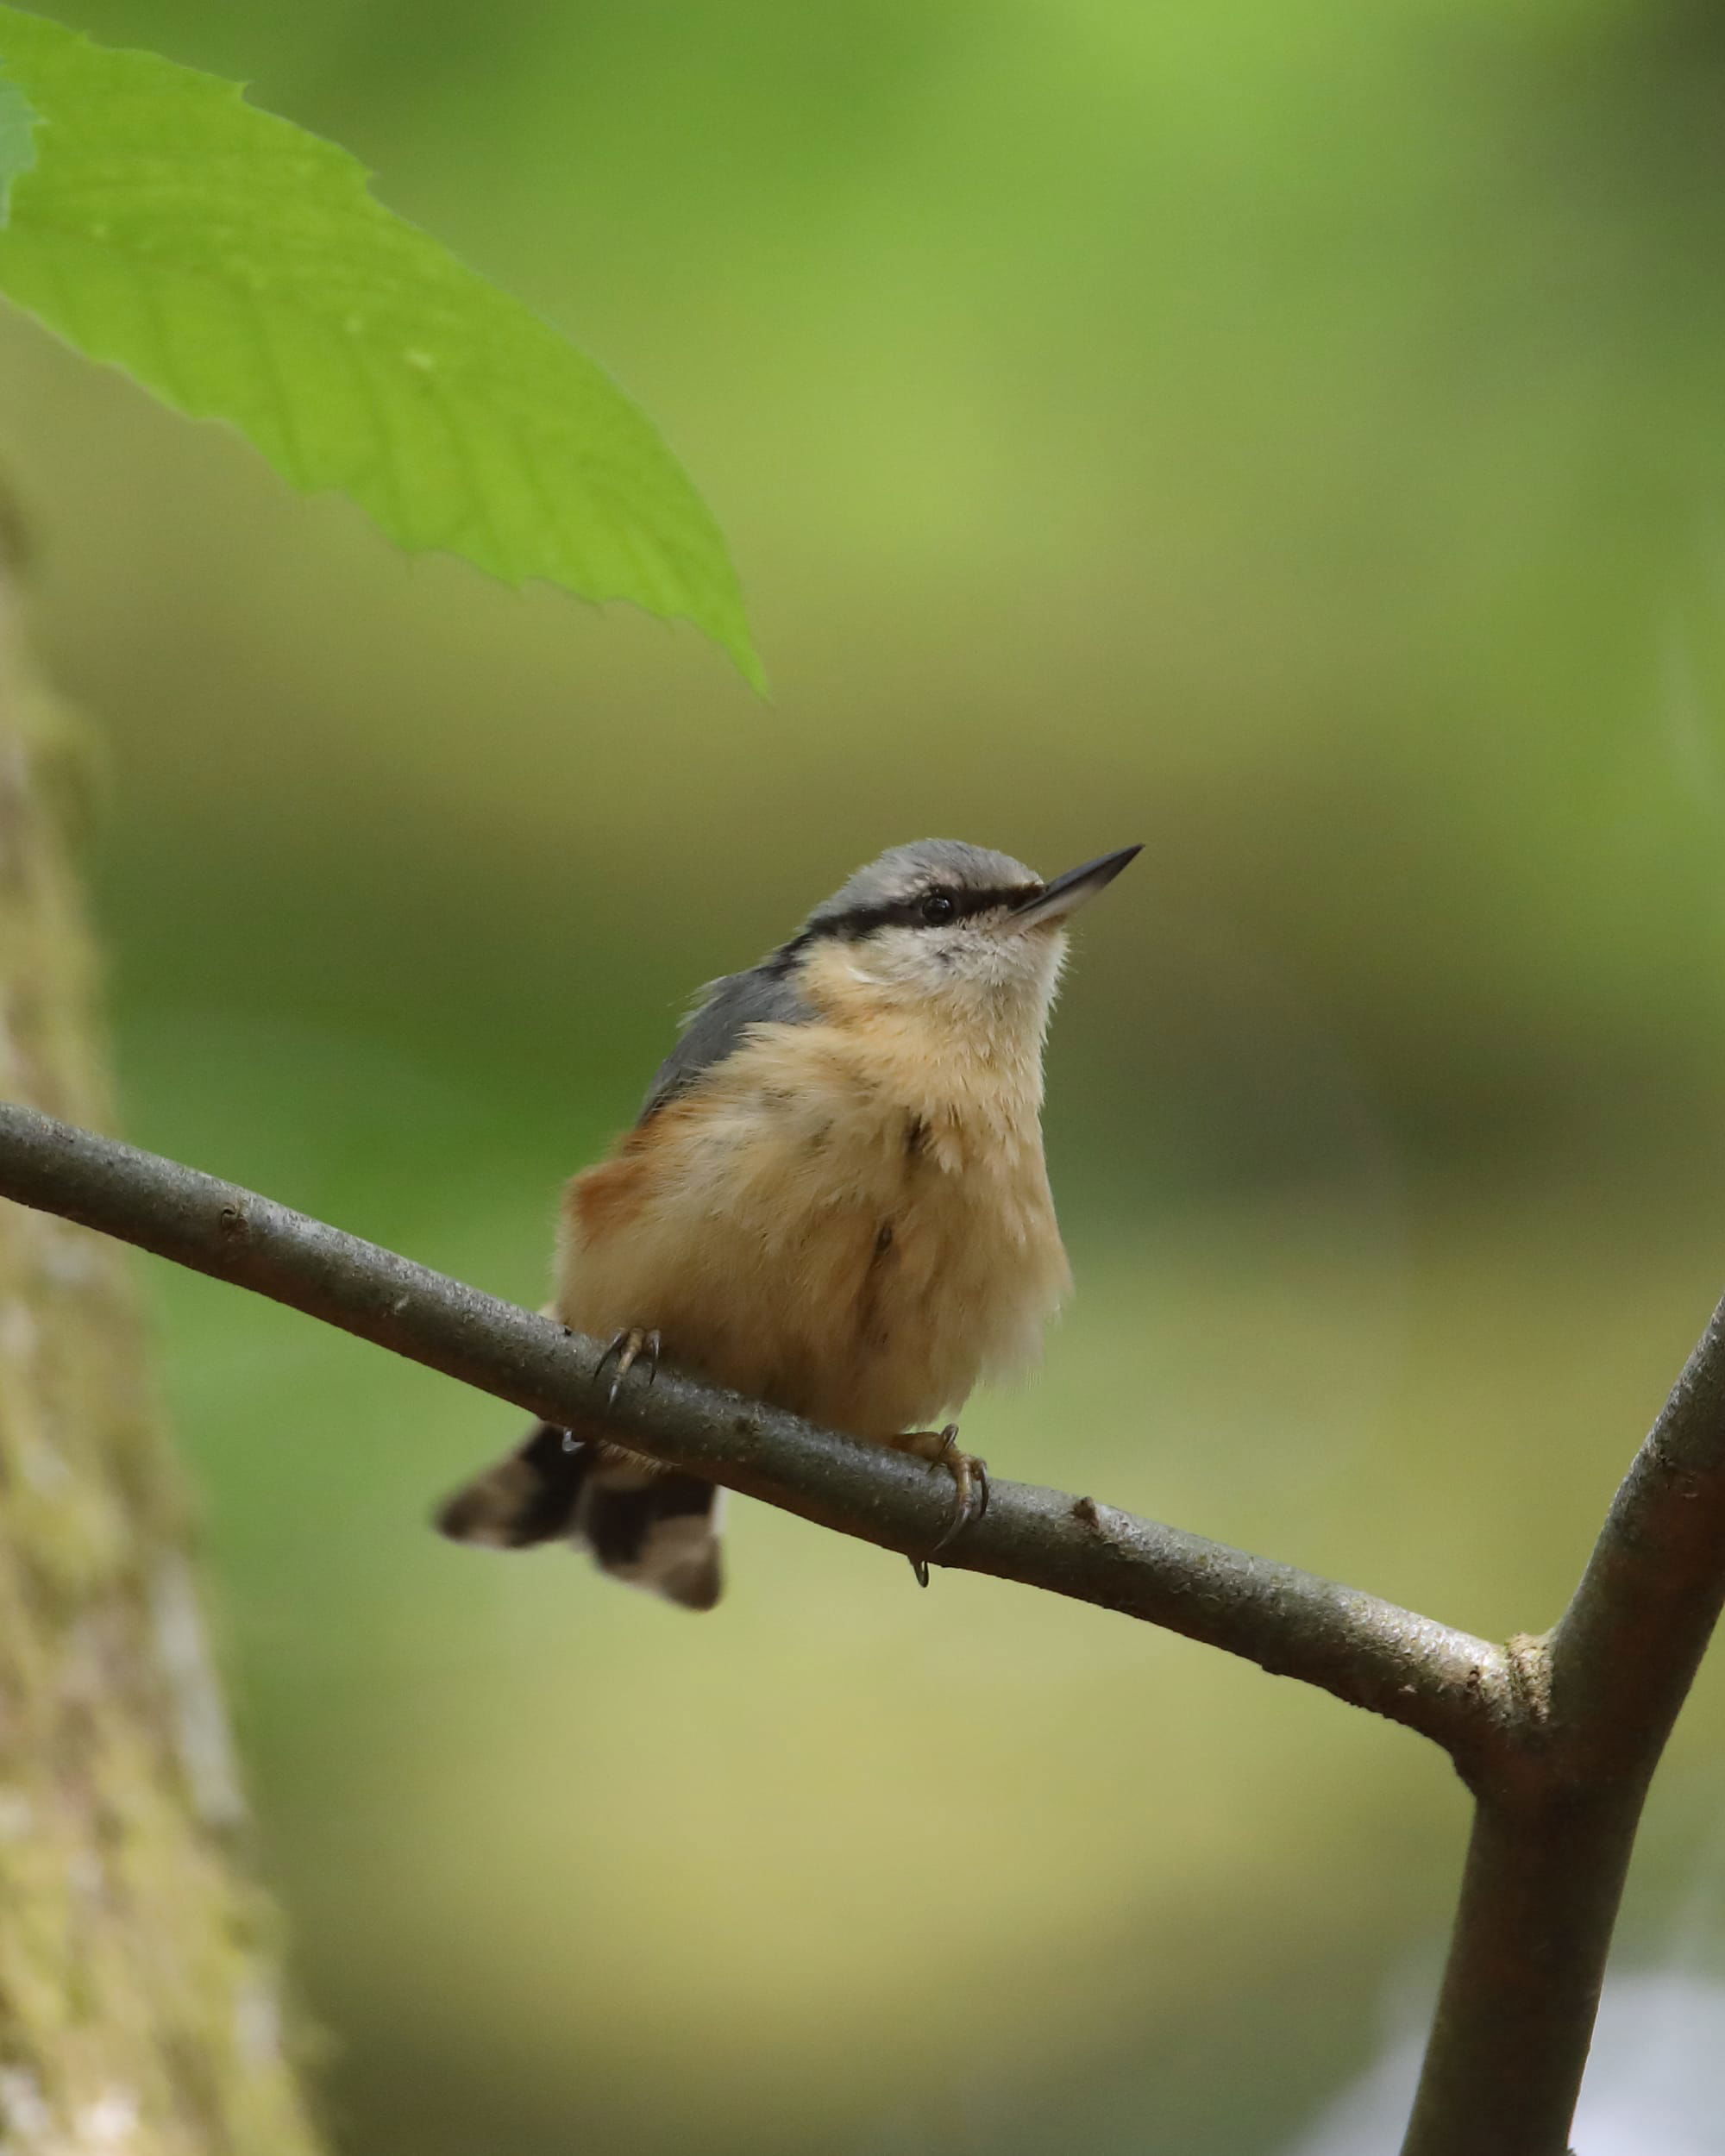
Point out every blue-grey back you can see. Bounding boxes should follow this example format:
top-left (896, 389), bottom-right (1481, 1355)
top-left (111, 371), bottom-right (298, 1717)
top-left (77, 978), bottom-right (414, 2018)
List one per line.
top-left (637, 956), bottom-right (813, 1123)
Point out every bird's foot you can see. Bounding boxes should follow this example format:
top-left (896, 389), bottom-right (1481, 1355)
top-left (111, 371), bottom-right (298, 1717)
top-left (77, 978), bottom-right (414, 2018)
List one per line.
top-left (597, 1327), bottom-right (662, 1409)
top-left (888, 1424), bottom-right (989, 1586)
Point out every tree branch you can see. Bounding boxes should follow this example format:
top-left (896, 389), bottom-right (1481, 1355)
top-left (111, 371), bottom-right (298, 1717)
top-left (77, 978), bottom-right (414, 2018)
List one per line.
top-left (1549, 1291), bottom-right (1725, 1770)
top-left (0, 1101), bottom-right (1504, 1758)
top-left (1401, 1287), bottom-right (1725, 2156)
top-left (9, 1096), bottom-right (1725, 2154)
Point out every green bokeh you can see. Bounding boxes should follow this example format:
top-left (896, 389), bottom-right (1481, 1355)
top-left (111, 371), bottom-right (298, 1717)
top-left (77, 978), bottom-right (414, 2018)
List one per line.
top-left (4, 3), bottom-right (1725, 2150)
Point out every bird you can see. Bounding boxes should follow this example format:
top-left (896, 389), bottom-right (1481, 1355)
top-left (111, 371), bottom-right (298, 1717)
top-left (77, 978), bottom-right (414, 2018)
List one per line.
top-left (434, 837), bottom-right (1140, 1608)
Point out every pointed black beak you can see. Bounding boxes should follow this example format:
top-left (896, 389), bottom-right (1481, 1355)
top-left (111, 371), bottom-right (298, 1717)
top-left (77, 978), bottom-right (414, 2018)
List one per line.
top-left (1008, 844), bottom-right (1142, 931)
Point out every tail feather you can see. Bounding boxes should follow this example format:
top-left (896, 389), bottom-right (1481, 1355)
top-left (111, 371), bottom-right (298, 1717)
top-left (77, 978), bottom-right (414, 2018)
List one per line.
top-left (435, 1425), bottom-right (724, 1611)
top-left (585, 1470), bottom-right (724, 1611)
top-left (435, 1422), bottom-right (593, 1549)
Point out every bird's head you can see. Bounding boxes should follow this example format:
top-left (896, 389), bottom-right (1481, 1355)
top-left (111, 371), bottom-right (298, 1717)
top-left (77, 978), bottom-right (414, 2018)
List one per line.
top-left (784, 838), bottom-right (1140, 1038)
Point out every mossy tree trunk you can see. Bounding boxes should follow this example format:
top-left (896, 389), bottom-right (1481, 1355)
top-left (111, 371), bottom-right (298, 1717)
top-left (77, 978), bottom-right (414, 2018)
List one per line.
top-left (0, 513), bottom-right (323, 2156)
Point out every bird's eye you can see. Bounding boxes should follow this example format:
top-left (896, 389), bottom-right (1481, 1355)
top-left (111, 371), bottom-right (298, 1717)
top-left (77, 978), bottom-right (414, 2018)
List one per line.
top-left (919, 892), bottom-right (957, 924)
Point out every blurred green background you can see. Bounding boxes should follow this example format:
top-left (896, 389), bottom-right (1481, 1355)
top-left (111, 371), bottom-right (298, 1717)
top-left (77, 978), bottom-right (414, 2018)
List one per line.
top-left (7, 1), bottom-right (1725, 2149)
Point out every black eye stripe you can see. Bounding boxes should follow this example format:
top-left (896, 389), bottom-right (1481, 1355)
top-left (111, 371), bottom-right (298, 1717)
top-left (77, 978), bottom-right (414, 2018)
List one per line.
top-left (815, 883), bottom-right (1043, 941)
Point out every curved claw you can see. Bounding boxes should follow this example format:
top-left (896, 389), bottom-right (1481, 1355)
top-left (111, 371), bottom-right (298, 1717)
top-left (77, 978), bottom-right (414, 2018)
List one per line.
top-left (890, 1424), bottom-right (989, 1581)
top-left (927, 1445), bottom-right (989, 1557)
top-left (597, 1327), bottom-right (662, 1409)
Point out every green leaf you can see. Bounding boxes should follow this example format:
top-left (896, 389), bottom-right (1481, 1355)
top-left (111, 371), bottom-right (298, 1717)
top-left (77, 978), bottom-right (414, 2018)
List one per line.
top-left (0, 67), bottom-right (38, 227)
top-left (0, 7), bottom-right (760, 685)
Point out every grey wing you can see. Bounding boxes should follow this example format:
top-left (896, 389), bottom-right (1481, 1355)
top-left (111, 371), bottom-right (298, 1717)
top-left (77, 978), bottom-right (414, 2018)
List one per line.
top-left (637, 956), bottom-right (813, 1123)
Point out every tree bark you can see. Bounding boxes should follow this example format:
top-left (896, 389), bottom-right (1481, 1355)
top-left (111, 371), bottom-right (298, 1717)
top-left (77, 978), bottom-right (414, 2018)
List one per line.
top-left (0, 506), bottom-right (323, 2155)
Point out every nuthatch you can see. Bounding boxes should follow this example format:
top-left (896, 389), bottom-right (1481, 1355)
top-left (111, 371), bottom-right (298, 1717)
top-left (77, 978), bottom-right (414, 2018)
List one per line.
top-left (436, 838), bottom-right (1140, 1606)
